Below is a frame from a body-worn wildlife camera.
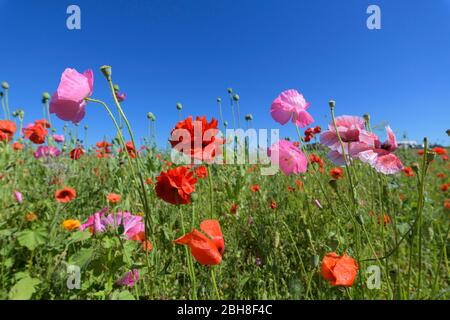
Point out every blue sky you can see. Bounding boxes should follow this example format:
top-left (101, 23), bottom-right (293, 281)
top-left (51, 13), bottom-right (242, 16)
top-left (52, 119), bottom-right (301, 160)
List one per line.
top-left (0, 0), bottom-right (449, 147)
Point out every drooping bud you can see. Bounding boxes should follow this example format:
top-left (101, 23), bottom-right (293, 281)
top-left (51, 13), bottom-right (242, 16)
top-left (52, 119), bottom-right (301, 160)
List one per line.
top-left (446, 129), bottom-right (450, 137)
top-left (223, 121), bottom-right (228, 127)
top-left (147, 112), bottom-right (155, 121)
top-left (233, 94), bottom-right (240, 101)
top-left (1, 81), bottom-right (9, 90)
top-left (100, 65), bottom-right (112, 80)
top-left (217, 97), bottom-right (221, 103)
top-left (363, 113), bottom-right (370, 122)
top-left (245, 114), bottom-right (253, 121)
top-left (84, 125), bottom-right (88, 130)
top-left (411, 162), bottom-right (420, 174)
top-left (176, 103), bottom-right (182, 111)
top-left (227, 88), bottom-right (233, 94)
top-left (113, 84), bottom-right (120, 92)
top-left (42, 92), bottom-right (51, 103)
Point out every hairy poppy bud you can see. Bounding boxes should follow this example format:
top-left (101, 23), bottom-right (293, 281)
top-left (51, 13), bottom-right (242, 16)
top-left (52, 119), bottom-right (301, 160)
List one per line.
top-left (227, 88), bottom-right (233, 94)
top-left (113, 84), bottom-right (120, 92)
top-left (233, 94), bottom-right (240, 101)
top-left (190, 192), bottom-right (198, 203)
top-left (411, 162), bottom-right (420, 174)
top-left (100, 65), bottom-right (112, 80)
top-left (176, 103), bottom-right (182, 111)
top-left (363, 113), bottom-right (370, 122)
top-left (217, 97), bottom-right (221, 103)
top-left (42, 92), bottom-right (51, 103)
top-left (245, 114), bottom-right (253, 121)
top-left (329, 100), bottom-right (336, 109)
top-left (223, 121), bottom-right (228, 127)
top-left (1, 81), bottom-right (9, 90)
top-left (426, 151), bottom-right (435, 164)
top-left (311, 254), bottom-right (320, 268)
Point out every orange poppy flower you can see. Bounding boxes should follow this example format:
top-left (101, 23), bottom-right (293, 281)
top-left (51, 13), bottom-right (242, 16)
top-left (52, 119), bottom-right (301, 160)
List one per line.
top-left (194, 165), bottom-right (208, 179)
top-left (145, 177), bottom-right (153, 185)
top-left (55, 187), bottom-right (77, 203)
top-left (107, 193), bottom-right (121, 203)
top-left (321, 252), bottom-right (358, 287)
top-left (330, 167), bottom-right (344, 180)
top-left (250, 185), bottom-right (260, 192)
top-left (445, 199), bottom-right (450, 210)
top-left (270, 200), bottom-right (277, 210)
top-left (62, 219), bottom-right (81, 231)
top-left (174, 219), bottom-right (224, 265)
top-left (230, 203), bottom-right (238, 214)
top-left (23, 123), bottom-right (48, 144)
top-left (12, 142), bottom-right (24, 151)
top-left (25, 212), bottom-right (38, 222)
top-left (377, 214), bottom-right (391, 226)
top-left (155, 166), bottom-right (197, 205)
top-left (432, 147), bottom-right (447, 155)
top-left (441, 184), bottom-right (449, 192)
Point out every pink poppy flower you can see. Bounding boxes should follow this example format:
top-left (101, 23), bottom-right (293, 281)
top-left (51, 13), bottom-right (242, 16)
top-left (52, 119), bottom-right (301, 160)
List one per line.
top-left (34, 146), bottom-right (61, 159)
top-left (14, 191), bottom-right (23, 204)
top-left (116, 269), bottom-right (139, 287)
top-left (115, 90), bottom-right (126, 102)
top-left (80, 208), bottom-right (144, 240)
top-left (52, 134), bottom-right (65, 143)
top-left (358, 126), bottom-right (404, 174)
top-left (268, 139), bottom-right (307, 175)
top-left (49, 68), bottom-right (94, 124)
top-left (320, 115), bottom-right (374, 165)
top-left (270, 89), bottom-right (314, 128)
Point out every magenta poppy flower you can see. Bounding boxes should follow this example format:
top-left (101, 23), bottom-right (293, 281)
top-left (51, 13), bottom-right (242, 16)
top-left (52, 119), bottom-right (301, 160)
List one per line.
top-left (34, 146), bottom-right (61, 159)
top-left (49, 68), bottom-right (94, 124)
top-left (320, 115), bottom-right (374, 165)
top-left (268, 139), bottom-right (307, 175)
top-left (115, 90), bottom-right (126, 102)
top-left (80, 208), bottom-right (144, 240)
top-left (358, 126), bottom-right (403, 174)
top-left (270, 89), bottom-right (314, 128)
top-left (52, 134), bottom-right (65, 143)
top-left (14, 191), bottom-right (23, 204)
top-left (116, 269), bottom-right (139, 287)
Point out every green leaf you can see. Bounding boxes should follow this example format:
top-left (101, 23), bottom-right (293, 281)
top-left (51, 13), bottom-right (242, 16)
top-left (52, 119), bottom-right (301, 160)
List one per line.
top-left (67, 230), bottom-right (92, 245)
top-left (110, 290), bottom-right (136, 300)
top-left (8, 275), bottom-right (41, 300)
top-left (17, 228), bottom-right (47, 251)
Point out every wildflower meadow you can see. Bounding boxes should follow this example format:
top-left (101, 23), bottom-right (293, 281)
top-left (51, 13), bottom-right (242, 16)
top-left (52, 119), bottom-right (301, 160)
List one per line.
top-left (0, 66), bottom-right (448, 301)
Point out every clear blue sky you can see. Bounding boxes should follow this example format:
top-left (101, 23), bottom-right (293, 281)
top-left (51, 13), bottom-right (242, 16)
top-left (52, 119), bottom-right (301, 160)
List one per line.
top-left (1, 0), bottom-right (449, 147)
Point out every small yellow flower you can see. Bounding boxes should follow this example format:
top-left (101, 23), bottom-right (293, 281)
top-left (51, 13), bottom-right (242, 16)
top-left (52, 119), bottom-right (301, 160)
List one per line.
top-left (62, 219), bottom-right (81, 231)
top-left (25, 212), bottom-right (38, 222)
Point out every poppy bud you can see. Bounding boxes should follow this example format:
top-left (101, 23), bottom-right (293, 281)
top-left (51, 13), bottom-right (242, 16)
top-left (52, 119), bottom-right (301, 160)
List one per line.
top-left (447, 129), bottom-right (450, 137)
top-left (233, 94), bottom-right (240, 101)
top-left (84, 125), bottom-right (88, 130)
top-left (356, 214), bottom-right (365, 225)
top-left (190, 192), bottom-right (198, 203)
top-left (118, 224), bottom-right (125, 235)
top-left (1, 81), bottom-right (9, 90)
top-left (329, 100), bottom-right (336, 109)
top-left (245, 114), bottom-right (253, 121)
top-left (274, 231), bottom-right (280, 248)
top-left (12, 111), bottom-right (19, 117)
top-left (113, 84), bottom-right (120, 92)
top-left (363, 113), bottom-right (370, 122)
top-left (100, 65), bottom-right (112, 80)
top-left (217, 97), bottom-right (221, 103)
top-left (223, 121), bottom-right (228, 127)
top-left (176, 103), bottom-right (182, 111)
top-left (411, 162), bottom-right (420, 174)
top-left (426, 151), bottom-right (435, 164)
top-left (0, 92), bottom-right (3, 97)
top-left (306, 229), bottom-right (313, 242)
top-left (227, 88), bottom-right (233, 94)
top-left (42, 92), bottom-right (51, 103)
top-left (62, 145), bottom-right (67, 152)
top-left (311, 254), bottom-right (320, 268)
top-left (329, 179), bottom-right (338, 192)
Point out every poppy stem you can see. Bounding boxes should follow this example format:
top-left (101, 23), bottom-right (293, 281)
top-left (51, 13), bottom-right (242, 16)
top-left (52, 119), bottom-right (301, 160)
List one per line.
top-left (210, 267), bottom-right (221, 300)
top-left (207, 165), bottom-right (214, 218)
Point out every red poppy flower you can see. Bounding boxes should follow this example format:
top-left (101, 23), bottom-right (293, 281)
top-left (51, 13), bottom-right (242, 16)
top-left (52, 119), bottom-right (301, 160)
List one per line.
top-left (131, 231), bottom-right (153, 252)
top-left (437, 173), bottom-right (446, 179)
top-left (441, 184), bottom-right (449, 192)
top-left (230, 203), bottom-right (238, 214)
top-left (250, 185), bottom-right (260, 193)
top-left (155, 166), bottom-right (197, 205)
top-left (321, 252), bottom-right (359, 287)
top-left (70, 147), bottom-right (85, 160)
top-left (417, 149), bottom-right (424, 156)
top-left (295, 179), bottom-right (304, 190)
top-left (169, 116), bottom-right (223, 162)
top-left (55, 187), bottom-right (77, 203)
top-left (23, 123), bottom-right (48, 144)
top-left (402, 166), bottom-right (414, 177)
top-left (377, 214), bottom-right (391, 226)
top-left (107, 193), bottom-right (121, 203)
top-left (287, 186), bottom-right (295, 192)
top-left (270, 200), bottom-right (277, 210)
top-left (145, 177), bottom-right (153, 185)
top-left (442, 155), bottom-right (449, 161)
top-left (313, 126), bottom-right (322, 134)
top-left (125, 141), bottom-right (137, 158)
top-left (34, 119), bottom-right (51, 128)
top-left (330, 167), bottom-right (344, 180)
top-left (174, 219), bottom-right (224, 265)
top-left (194, 165), bottom-right (208, 179)
top-left (309, 153), bottom-right (324, 172)
top-left (432, 147), bottom-right (447, 155)
top-left (304, 136), bottom-right (311, 142)
top-left (12, 142), bottom-right (24, 151)
top-left (0, 120), bottom-right (16, 142)
top-left (445, 199), bottom-right (450, 210)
